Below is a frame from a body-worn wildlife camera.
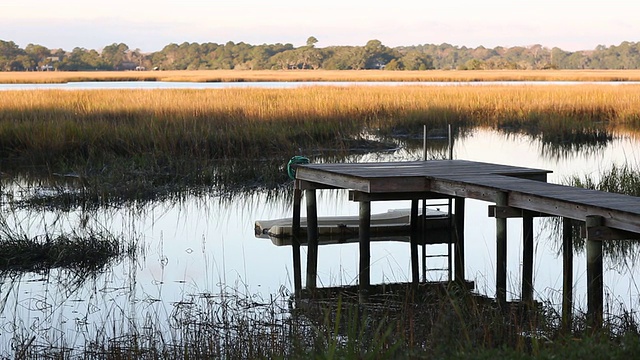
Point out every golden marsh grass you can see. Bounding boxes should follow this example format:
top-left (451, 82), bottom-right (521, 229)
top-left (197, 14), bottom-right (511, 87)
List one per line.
top-left (1, 84), bottom-right (639, 167)
top-left (4, 69), bottom-right (640, 83)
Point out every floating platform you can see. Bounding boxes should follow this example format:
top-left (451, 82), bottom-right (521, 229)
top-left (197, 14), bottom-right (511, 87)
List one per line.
top-left (255, 208), bottom-right (453, 246)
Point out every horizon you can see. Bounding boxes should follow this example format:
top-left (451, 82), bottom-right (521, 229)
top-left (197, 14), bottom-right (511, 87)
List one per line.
top-left (2, 1), bottom-right (639, 53)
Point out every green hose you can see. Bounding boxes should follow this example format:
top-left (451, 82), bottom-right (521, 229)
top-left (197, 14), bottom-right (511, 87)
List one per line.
top-left (287, 156), bottom-right (310, 179)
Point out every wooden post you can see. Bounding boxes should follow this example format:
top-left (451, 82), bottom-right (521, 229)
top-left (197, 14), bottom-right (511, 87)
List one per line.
top-left (496, 192), bottom-right (508, 307)
top-left (522, 212), bottom-right (534, 305)
top-left (422, 199), bottom-right (428, 282)
top-left (359, 200), bottom-right (371, 303)
top-left (586, 215), bottom-right (604, 330)
top-left (410, 199), bottom-right (420, 285)
top-left (291, 188), bottom-right (303, 298)
top-left (305, 189), bottom-right (319, 290)
top-left (454, 197), bottom-right (466, 284)
top-left (562, 217), bottom-right (573, 332)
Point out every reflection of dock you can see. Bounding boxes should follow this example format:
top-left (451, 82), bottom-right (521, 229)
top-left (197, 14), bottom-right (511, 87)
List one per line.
top-left (289, 159), bottom-right (640, 330)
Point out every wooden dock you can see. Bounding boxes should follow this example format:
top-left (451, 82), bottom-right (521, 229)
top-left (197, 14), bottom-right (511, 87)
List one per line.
top-left (290, 159), bottom-right (640, 329)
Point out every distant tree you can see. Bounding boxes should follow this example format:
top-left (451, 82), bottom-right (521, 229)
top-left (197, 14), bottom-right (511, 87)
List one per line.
top-left (25, 44), bottom-right (51, 70)
top-left (101, 43), bottom-right (130, 70)
top-left (384, 59), bottom-right (403, 70)
top-left (363, 39), bottom-right (396, 69)
top-left (400, 50), bottom-right (433, 70)
top-left (306, 36), bottom-right (319, 48)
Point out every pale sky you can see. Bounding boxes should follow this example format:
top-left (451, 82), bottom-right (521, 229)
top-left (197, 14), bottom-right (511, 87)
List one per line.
top-left (2, 0), bottom-right (639, 53)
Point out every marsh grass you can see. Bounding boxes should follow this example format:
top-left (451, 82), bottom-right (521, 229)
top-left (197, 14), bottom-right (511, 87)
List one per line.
top-left (1, 85), bottom-right (637, 207)
top-left (1, 85), bottom-right (638, 164)
top-left (5, 69), bottom-right (640, 84)
top-left (544, 164), bottom-right (640, 262)
top-left (0, 208), bottom-right (137, 284)
top-left (10, 282), bottom-right (640, 359)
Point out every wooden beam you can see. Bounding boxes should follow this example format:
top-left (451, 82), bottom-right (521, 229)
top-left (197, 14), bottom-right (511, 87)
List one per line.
top-left (296, 180), bottom-right (340, 191)
top-left (296, 167), bottom-right (371, 193)
top-left (586, 225), bottom-right (640, 241)
top-left (428, 179), bottom-right (502, 203)
top-left (488, 205), bottom-right (551, 219)
top-left (509, 192), bottom-right (640, 235)
top-left (292, 188), bottom-right (303, 298)
top-left (349, 190), bottom-right (448, 202)
top-left (496, 192), bottom-right (508, 307)
top-left (586, 215), bottom-right (604, 330)
top-left (359, 200), bottom-right (371, 304)
top-left (305, 189), bottom-right (318, 290)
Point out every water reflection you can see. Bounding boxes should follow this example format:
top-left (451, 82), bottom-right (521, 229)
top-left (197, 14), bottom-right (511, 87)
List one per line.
top-left (0, 127), bottom-right (639, 354)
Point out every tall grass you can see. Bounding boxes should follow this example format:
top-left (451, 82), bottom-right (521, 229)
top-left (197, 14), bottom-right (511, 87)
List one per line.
top-left (1, 85), bottom-right (639, 206)
top-left (5, 69), bottom-right (640, 84)
top-left (1, 85), bottom-right (639, 164)
top-left (550, 164), bottom-right (640, 262)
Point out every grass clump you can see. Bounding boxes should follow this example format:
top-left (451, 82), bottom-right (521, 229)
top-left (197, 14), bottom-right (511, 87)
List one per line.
top-left (553, 163), bottom-right (640, 261)
top-left (0, 232), bottom-right (124, 274)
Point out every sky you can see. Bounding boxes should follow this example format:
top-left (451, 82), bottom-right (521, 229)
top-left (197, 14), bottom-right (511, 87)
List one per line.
top-left (2, 0), bottom-right (639, 53)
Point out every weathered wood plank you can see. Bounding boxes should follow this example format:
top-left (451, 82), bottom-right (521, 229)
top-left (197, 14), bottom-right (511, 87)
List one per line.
top-left (296, 168), bottom-right (370, 192)
top-left (488, 205), bottom-right (551, 218)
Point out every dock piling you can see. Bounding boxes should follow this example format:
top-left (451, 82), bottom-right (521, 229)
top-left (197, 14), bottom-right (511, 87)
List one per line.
top-left (522, 211), bottom-right (534, 305)
top-left (305, 189), bottom-right (319, 290)
top-left (562, 217), bottom-right (574, 332)
top-left (454, 197), bottom-right (466, 283)
top-left (586, 215), bottom-right (604, 330)
top-left (292, 188), bottom-right (303, 297)
top-left (496, 192), bottom-right (508, 307)
top-left (359, 200), bottom-right (371, 303)
top-left (410, 199), bottom-right (420, 285)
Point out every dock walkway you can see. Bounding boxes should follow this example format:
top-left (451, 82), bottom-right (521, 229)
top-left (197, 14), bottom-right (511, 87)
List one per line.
top-left (291, 159), bottom-right (640, 328)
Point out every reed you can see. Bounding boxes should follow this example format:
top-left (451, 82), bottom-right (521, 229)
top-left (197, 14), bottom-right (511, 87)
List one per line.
top-left (10, 283), bottom-right (640, 359)
top-left (1, 85), bottom-right (639, 163)
top-left (551, 164), bottom-right (640, 262)
top-left (1, 85), bottom-right (639, 206)
top-left (5, 69), bottom-right (640, 84)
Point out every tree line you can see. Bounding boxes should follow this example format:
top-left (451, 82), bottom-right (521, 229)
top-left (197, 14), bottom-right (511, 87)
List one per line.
top-left (1, 36), bottom-right (640, 72)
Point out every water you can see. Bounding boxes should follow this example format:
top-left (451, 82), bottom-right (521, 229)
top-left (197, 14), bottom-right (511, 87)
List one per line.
top-left (1, 127), bottom-right (639, 352)
top-left (2, 80), bottom-right (640, 91)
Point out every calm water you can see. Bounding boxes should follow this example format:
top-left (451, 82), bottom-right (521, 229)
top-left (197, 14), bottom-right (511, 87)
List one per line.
top-left (2, 80), bottom-right (640, 91)
top-left (1, 127), bottom-right (639, 352)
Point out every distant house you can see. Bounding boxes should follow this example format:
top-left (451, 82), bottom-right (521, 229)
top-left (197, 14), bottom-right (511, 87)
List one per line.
top-left (41, 65), bottom-right (54, 71)
top-left (120, 62), bottom-right (138, 71)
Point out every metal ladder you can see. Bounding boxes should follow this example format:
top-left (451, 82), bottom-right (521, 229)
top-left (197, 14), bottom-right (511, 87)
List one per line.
top-left (421, 123), bottom-right (456, 282)
top-left (420, 198), bottom-right (454, 282)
